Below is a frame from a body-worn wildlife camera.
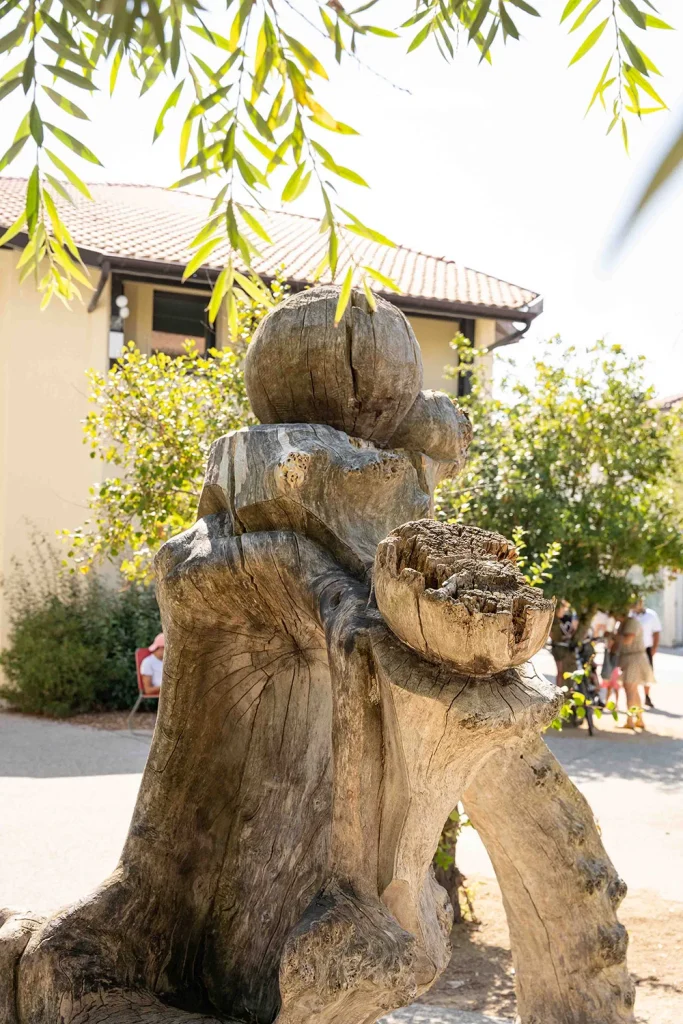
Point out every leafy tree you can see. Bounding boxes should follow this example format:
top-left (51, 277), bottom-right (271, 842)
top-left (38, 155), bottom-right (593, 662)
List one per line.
top-left (436, 337), bottom-right (683, 620)
top-left (0, 0), bottom-right (676, 318)
top-left (63, 275), bottom-right (287, 579)
top-left (63, 341), bottom-right (252, 580)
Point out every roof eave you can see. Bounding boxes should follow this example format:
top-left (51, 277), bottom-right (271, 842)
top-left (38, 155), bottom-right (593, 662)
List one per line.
top-left (384, 292), bottom-right (543, 323)
top-left (2, 239), bottom-right (544, 322)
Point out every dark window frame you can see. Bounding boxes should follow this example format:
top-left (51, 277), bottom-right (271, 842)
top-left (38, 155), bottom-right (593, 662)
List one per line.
top-left (457, 318), bottom-right (476, 398)
top-left (152, 289), bottom-right (215, 349)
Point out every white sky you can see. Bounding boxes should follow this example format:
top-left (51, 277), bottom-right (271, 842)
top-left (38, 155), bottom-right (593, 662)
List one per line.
top-left (2, 1), bottom-right (683, 396)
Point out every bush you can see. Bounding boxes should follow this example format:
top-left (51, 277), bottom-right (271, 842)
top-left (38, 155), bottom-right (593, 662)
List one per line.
top-left (0, 537), bottom-right (160, 717)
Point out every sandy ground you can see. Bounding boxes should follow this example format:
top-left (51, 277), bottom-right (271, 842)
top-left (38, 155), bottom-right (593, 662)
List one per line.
top-left (420, 877), bottom-right (683, 1024)
top-left (1, 648), bottom-right (681, 1022)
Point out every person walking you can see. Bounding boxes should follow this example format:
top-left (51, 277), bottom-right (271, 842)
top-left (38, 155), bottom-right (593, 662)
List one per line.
top-left (600, 630), bottom-right (621, 708)
top-left (550, 599), bottom-right (575, 686)
top-left (632, 598), bottom-right (662, 708)
top-left (615, 614), bottom-right (654, 730)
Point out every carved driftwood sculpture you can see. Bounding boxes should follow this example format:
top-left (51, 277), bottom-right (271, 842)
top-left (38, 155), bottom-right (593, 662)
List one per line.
top-left (1, 287), bottom-right (635, 1024)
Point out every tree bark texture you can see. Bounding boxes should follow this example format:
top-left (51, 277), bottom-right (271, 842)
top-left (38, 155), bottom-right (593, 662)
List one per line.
top-left (1, 286), bottom-right (634, 1023)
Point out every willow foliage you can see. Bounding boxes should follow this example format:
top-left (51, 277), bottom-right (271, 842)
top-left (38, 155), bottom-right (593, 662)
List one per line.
top-left (0, 0), bottom-right (676, 321)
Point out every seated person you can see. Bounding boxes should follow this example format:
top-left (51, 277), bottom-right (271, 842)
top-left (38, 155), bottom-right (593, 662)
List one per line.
top-left (140, 634), bottom-right (165, 696)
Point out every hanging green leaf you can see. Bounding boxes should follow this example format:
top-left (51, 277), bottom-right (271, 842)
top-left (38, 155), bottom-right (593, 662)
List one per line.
top-left (26, 166), bottom-right (40, 236)
top-left (207, 264), bottom-right (232, 323)
top-left (407, 20), bottom-right (434, 52)
top-left (618, 0), bottom-right (646, 29)
top-left (0, 75), bottom-right (21, 101)
top-left (45, 123), bottom-right (102, 164)
top-left (45, 148), bottom-right (94, 198)
top-left (44, 172), bottom-right (75, 204)
top-left (29, 101), bottom-right (43, 145)
top-left (109, 45), bottom-right (122, 95)
top-left (362, 276), bottom-right (377, 311)
top-left (618, 31), bottom-right (649, 75)
top-left (282, 163), bottom-right (308, 202)
top-left (43, 37), bottom-right (96, 70)
top-left (469, 0), bottom-right (493, 40)
top-left (0, 210), bottom-right (26, 247)
top-left (182, 237), bottom-right (222, 280)
top-left (237, 204), bottom-right (273, 244)
top-left (479, 19), bottom-right (499, 62)
top-left (42, 86), bottom-right (89, 119)
top-left (0, 133), bottom-right (28, 172)
top-left (234, 270), bottom-right (274, 306)
top-left (21, 46), bottom-right (35, 94)
top-left (363, 265), bottom-right (401, 291)
top-left (44, 65), bottom-right (98, 91)
top-left (499, 5), bottom-right (520, 40)
top-left (43, 189), bottom-right (64, 243)
top-left (244, 98), bottom-right (275, 142)
top-left (0, 23), bottom-right (27, 55)
top-left (560, 0), bottom-right (583, 23)
top-left (229, 0), bottom-right (255, 51)
top-left (334, 266), bottom-right (354, 325)
top-left (340, 208), bottom-right (395, 246)
top-left (585, 57), bottom-right (613, 113)
top-left (643, 14), bottom-right (673, 28)
top-left (568, 18), bottom-right (609, 66)
top-left (508, 0), bottom-right (540, 15)
top-left (283, 33), bottom-right (328, 79)
top-left (153, 81), bottom-right (184, 141)
top-left (570, 0), bottom-right (601, 33)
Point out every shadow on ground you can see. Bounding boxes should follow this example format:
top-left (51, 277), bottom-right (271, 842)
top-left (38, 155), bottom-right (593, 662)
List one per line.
top-left (421, 925), bottom-right (515, 1020)
top-left (545, 730), bottom-right (683, 787)
top-left (0, 712), bottom-right (151, 778)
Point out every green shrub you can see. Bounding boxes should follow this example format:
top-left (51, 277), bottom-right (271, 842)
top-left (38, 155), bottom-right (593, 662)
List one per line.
top-left (0, 537), bottom-right (160, 717)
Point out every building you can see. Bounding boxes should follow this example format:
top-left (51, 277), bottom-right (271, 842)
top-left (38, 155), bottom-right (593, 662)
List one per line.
top-left (645, 393), bottom-right (683, 647)
top-left (0, 178), bottom-right (543, 640)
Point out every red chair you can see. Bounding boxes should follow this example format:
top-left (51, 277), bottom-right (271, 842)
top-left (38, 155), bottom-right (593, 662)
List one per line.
top-left (127, 647), bottom-right (160, 730)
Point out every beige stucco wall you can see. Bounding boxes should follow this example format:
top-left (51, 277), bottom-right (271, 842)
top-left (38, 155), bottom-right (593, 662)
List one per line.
top-left (0, 249), bottom-right (109, 644)
top-left (407, 316), bottom-right (459, 392)
top-left (407, 313), bottom-right (496, 392)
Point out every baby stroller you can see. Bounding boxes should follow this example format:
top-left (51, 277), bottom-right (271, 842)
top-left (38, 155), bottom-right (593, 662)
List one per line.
top-left (565, 637), bottom-right (600, 736)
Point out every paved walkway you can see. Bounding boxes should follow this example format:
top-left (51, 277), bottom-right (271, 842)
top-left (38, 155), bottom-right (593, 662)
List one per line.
top-left (1, 649), bottom-right (681, 1024)
top-left (384, 1010), bottom-right (508, 1024)
top-left (458, 648), bottom-right (683, 903)
top-left (0, 716), bottom-right (149, 911)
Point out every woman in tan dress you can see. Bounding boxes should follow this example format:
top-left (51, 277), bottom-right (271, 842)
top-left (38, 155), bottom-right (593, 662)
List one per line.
top-left (616, 614), bottom-right (655, 730)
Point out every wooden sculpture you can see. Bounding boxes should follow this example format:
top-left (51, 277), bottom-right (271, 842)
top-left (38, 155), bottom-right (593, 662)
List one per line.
top-left (0, 287), bottom-right (634, 1024)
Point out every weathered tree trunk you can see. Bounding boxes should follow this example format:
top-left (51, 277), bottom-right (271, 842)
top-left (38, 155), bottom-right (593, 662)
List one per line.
top-left (463, 735), bottom-right (635, 1023)
top-left (1, 287), bottom-right (634, 1023)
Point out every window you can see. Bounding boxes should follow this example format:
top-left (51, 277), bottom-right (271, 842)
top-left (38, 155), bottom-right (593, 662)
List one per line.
top-left (152, 290), bottom-right (215, 354)
top-left (457, 319), bottom-right (476, 398)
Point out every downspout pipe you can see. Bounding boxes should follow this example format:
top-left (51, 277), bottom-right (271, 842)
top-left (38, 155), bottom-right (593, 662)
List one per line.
top-left (87, 259), bottom-right (111, 313)
top-left (489, 319), bottom-right (532, 351)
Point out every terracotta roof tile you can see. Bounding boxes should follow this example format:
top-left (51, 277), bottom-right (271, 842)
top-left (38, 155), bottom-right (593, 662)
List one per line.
top-left (0, 177), bottom-right (540, 317)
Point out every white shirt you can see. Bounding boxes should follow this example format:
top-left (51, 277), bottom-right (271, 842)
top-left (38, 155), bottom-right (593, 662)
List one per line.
top-left (634, 608), bottom-right (662, 649)
top-left (591, 611), bottom-right (615, 637)
top-left (140, 653), bottom-right (164, 689)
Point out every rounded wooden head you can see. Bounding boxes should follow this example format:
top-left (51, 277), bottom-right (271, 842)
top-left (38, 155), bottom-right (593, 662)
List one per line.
top-left (244, 285), bottom-right (423, 445)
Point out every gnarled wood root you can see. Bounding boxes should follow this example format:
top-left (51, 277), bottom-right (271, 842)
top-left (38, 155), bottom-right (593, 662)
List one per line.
top-left (464, 733), bottom-right (635, 1024)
